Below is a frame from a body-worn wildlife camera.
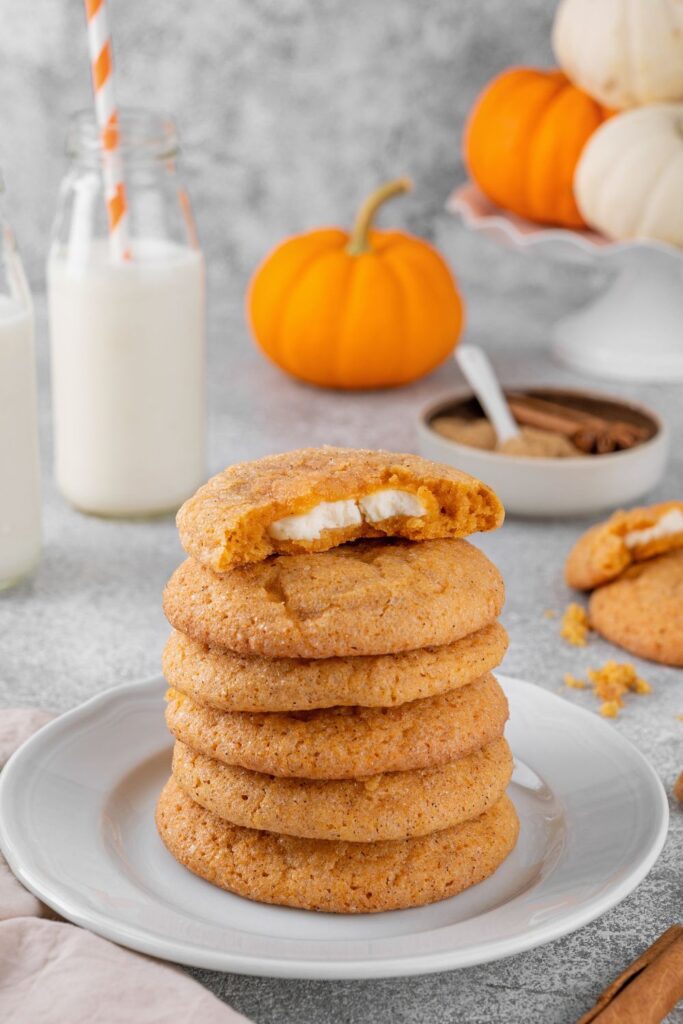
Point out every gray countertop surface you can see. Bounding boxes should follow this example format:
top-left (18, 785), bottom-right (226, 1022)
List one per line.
top-left (2, 236), bottom-right (682, 1022)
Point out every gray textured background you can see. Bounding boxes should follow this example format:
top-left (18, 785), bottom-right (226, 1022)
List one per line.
top-left (2, 0), bottom-right (553, 293)
top-left (1, 2), bottom-right (682, 1023)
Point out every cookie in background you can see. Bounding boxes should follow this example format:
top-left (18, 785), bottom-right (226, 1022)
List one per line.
top-left (566, 501), bottom-right (683, 666)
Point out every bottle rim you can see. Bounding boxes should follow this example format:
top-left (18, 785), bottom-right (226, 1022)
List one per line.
top-left (66, 107), bottom-right (179, 162)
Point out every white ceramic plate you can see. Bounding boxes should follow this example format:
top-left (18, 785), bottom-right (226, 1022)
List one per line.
top-left (0, 675), bottom-right (668, 979)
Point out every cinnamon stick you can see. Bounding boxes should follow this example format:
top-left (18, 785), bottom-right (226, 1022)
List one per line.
top-left (596, 435), bottom-right (618, 455)
top-left (507, 399), bottom-right (581, 438)
top-left (573, 429), bottom-right (599, 454)
top-left (576, 925), bottom-right (683, 1023)
top-left (506, 394), bottom-right (648, 453)
top-left (507, 393), bottom-right (650, 441)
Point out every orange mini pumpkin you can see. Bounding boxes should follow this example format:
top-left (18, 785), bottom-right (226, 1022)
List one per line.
top-left (464, 67), bottom-right (609, 228)
top-left (247, 179), bottom-right (464, 390)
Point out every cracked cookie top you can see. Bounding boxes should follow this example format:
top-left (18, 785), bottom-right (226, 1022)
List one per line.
top-left (161, 621), bottom-right (508, 711)
top-left (589, 549), bottom-right (683, 666)
top-left (170, 736), bottom-right (514, 841)
top-left (164, 674), bottom-right (509, 779)
top-left (162, 537), bottom-right (505, 659)
top-left (156, 778), bottom-right (519, 913)
top-left (176, 446), bottom-right (504, 573)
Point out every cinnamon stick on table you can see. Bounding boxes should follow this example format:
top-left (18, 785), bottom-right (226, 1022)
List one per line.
top-left (576, 925), bottom-right (683, 1023)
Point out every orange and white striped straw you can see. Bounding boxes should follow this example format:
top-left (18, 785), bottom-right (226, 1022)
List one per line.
top-left (84, 0), bottom-right (131, 261)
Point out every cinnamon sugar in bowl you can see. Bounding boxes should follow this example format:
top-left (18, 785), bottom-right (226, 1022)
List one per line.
top-left (418, 388), bottom-right (668, 517)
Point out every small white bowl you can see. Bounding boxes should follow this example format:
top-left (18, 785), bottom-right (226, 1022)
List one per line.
top-left (418, 388), bottom-right (669, 518)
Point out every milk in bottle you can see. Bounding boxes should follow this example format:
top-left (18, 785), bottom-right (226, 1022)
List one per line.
top-left (48, 110), bottom-right (206, 517)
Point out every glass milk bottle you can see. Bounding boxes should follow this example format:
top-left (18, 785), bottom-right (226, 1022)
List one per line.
top-left (47, 109), bottom-right (206, 517)
top-left (0, 181), bottom-right (41, 588)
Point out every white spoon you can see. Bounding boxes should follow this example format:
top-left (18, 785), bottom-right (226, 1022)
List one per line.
top-left (455, 345), bottom-right (520, 445)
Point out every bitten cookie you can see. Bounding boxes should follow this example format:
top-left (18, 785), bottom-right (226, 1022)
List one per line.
top-left (589, 549), bottom-right (683, 666)
top-left (163, 538), bottom-right (505, 659)
top-left (171, 737), bottom-right (514, 842)
top-left (156, 778), bottom-right (520, 913)
top-left (162, 622), bottom-right (508, 712)
top-left (176, 447), bottom-right (504, 572)
top-left (164, 674), bottom-right (509, 779)
top-left (566, 501), bottom-right (683, 591)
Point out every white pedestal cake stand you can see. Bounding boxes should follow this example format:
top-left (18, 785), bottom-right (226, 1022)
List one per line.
top-left (448, 184), bottom-right (683, 382)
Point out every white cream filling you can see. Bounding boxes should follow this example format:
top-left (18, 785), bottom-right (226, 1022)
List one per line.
top-left (268, 500), bottom-right (361, 541)
top-left (624, 508), bottom-right (683, 549)
top-left (358, 489), bottom-right (426, 523)
top-left (268, 489), bottom-right (427, 541)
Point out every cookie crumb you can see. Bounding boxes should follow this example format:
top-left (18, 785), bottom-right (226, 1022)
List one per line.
top-left (675, 771), bottom-right (683, 805)
top-left (589, 661), bottom-right (651, 716)
top-left (543, 609), bottom-right (557, 619)
top-left (563, 661), bottom-right (651, 717)
top-left (676, 714), bottom-right (683, 723)
top-left (362, 775), bottom-right (382, 793)
top-left (560, 603), bottom-right (590, 646)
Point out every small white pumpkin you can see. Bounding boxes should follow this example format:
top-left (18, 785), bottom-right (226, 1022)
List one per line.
top-left (553, 0), bottom-right (683, 108)
top-left (574, 104), bottom-right (683, 246)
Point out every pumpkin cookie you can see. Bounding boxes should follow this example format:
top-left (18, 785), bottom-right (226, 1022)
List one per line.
top-left (171, 737), bottom-right (514, 842)
top-left (163, 538), bottom-right (505, 659)
top-left (566, 501), bottom-right (683, 590)
top-left (162, 622), bottom-right (508, 712)
top-left (589, 549), bottom-right (683, 666)
top-left (176, 447), bottom-right (504, 572)
top-left (156, 778), bottom-right (519, 913)
top-left (165, 674), bottom-right (508, 779)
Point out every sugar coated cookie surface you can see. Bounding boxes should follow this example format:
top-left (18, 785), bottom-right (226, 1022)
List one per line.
top-left (589, 549), bottom-right (683, 666)
top-left (171, 737), bottom-right (513, 842)
top-left (162, 622), bottom-right (508, 712)
top-left (163, 538), bottom-right (505, 659)
top-left (177, 447), bottom-right (504, 572)
top-left (165, 674), bottom-right (509, 779)
top-left (566, 501), bottom-right (683, 591)
top-left (156, 778), bottom-right (519, 913)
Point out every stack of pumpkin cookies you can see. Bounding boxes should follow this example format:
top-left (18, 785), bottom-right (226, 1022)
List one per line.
top-left (156, 448), bottom-right (519, 913)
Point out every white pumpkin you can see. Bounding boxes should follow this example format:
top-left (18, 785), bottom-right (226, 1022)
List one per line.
top-left (574, 105), bottom-right (683, 246)
top-left (553, 0), bottom-right (683, 108)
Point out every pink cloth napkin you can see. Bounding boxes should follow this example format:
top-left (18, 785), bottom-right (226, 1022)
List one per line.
top-left (0, 708), bottom-right (250, 1024)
